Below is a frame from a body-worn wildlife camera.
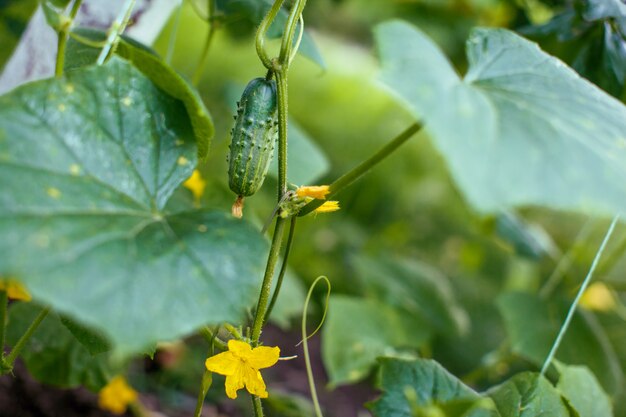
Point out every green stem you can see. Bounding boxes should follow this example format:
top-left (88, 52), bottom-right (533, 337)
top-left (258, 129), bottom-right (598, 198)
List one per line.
top-left (191, 0), bottom-right (216, 86)
top-left (0, 291), bottom-right (7, 355)
top-left (251, 217), bottom-right (287, 345)
top-left (255, 0), bottom-right (285, 69)
top-left (194, 325), bottom-right (218, 417)
top-left (96, 0), bottom-right (136, 65)
top-left (278, 0), bottom-right (307, 64)
top-left (252, 395), bottom-right (264, 417)
top-left (540, 215), bottom-right (620, 375)
top-left (299, 122), bottom-right (422, 216)
top-left (5, 307), bottom-right (50, 367)
top-left (223, 323), bottom-right (243, 340)
top-left (275, 72), bottom-right (289, 196)
top-left (264, 216), bottom-right (297, 323)
top-left (55, 0), bottom-right (83, 77)
top-left (200, 326), bottom-right (227, 350)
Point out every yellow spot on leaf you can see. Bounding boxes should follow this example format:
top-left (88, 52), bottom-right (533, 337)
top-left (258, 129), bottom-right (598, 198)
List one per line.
top-left (47, 187), bottom-right (61, 199)
top-left (183, 170), bottom-right (206, 201)
top-left (121, 96), bottom-right (132, 107)
top-left (177, 156), bottom-right (189, 166)
top-left (0, 278), bottom-right (31, 301)
top-left (205, 339), bottom-right (280, 399)
top-left (314, 201), bottom-right (340, 214)
top-left (197, 224), bottom-right (208, 233)
top-left (58, 103), bottom-right (66, 112)
top-left (69, 164), bottom-right (81, 176)
top-left (580, 282), bottom-right (616, 312)
top-left (98, 376), bottom-right (138, 415)
top-left (175, 139), bottom-right (184, 146)
top-left (65, 84), bottom-right (74, 94)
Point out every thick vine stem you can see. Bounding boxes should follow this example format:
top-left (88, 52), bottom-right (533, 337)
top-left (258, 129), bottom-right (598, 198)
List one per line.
top-left (264, 216), bottom-right (297, 323)
top-left (55, 0), bottom-right (84, 77)
top-left (250, 217), bottom-right (287, 345)
top-left (255, 0), bottom-right (285, 69)
top-left (278, 0), bottom-right (308, 64)
top-left (298, 122), bottom-right (423, 216)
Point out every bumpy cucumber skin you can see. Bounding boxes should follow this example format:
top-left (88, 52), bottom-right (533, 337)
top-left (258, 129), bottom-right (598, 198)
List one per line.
top-left (228, 77), bottom-right (278, 197)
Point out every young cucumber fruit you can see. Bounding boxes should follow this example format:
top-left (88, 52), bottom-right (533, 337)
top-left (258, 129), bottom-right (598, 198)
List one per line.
top-left (228, 77), bottom-right (278, 218)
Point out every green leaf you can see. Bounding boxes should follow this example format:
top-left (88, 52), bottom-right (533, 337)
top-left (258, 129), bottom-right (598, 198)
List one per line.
top-left (494, 211), bottom-right (557, 260)
top-left (370, 357), bottom-right (497, 417)
top-left (375, 21), bottom-right (626, 217)
top-left (497, 292), bottom-right (623, 395)
top-left (0, 0), bottom-right (37, 70)
top-left (0, 58), bottom-right (268, 354)
top-left (65, 28), bottom-right (214, 159)
top-left (353, 255), bottom-right (469, 337)
top-left (6, 303), bottom-right (114, 390)
top-left (322, 295), bottom-right (431, 387)
top-left (487, 372), bottom-right (570, 417)
top-left (555, 363), bottom-right (613, 417)
top-left (60, 316), bottom-right (111, 355)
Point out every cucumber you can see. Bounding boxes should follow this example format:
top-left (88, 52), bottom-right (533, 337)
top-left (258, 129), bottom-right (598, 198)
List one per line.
top-left (228, 77), bottom-right (278, 218)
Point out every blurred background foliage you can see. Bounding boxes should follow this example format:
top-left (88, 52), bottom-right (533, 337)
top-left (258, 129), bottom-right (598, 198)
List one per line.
top-left (147, 0), bottom-right (626, 415)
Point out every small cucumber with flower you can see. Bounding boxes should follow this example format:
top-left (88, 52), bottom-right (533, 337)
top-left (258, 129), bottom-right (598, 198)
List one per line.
top-left (228, 77), bottom-right (278, 218)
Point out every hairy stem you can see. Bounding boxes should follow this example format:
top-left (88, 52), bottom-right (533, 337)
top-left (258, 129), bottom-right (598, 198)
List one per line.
top-left (5, 307), bottom-right (50, 367)
top-left (96, 0), bottom-right (136, 65)
top-left (299, 122), bottom-right (422, 216)
top-left (264, 216), bottom-right (297, 323)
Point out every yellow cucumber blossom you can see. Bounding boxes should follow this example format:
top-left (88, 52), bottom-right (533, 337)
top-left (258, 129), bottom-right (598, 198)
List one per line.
top-left (314, 200), bottom-right (340, 213)
top-left (296, 185), bottom-right (330, 199)
top-left (205, 339), bottom-right (280, 399)
top-left (98, 376), bottom-right (138, 415)
top-left (183, 169), bottom-right (207, 202)
top-left (0, 279), bottom-right (31, 301)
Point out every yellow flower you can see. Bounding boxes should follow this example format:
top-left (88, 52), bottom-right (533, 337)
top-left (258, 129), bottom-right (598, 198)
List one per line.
top-left (580, 282), bottom-right (616, 312)
top-left (296, 185), bottom-right (330, 200)
top-left (183, 169), bottom-right (206, 201)
top-left (314, 201), bottom-right (340, 213)
top-left (98, 376), bottom-right (138, 415)
top-left (0, 279), bottom-right (31, 301)
top-left (205, 339), bottom-right (280, 399)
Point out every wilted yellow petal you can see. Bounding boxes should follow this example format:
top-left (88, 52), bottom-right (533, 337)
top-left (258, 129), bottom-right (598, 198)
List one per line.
top-left (183, 169), bottom-right (206, 201)
top-left (580, 282), bottom-right (616, 312)
top-left (98, 376), bottom-right (138, 415)
top-left (296, 185), bottom-right (330, 200)
top-left (314, 200), bottom-right (340, 214)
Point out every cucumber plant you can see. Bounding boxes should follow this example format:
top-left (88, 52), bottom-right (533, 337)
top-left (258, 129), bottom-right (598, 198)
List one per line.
top-left (1, 1), bottom-right (626, 417)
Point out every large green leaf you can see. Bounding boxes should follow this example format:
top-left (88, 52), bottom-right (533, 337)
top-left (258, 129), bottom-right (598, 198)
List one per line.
top-left (370, 357), bottom-right (497, 417)
top-left (555, 363), bottom-right (613, 417)
top-left (6, 303), bottom-right (114, 391)
top-left (487, 372), bottom-right (570, 417)
top-left (353, 255), bottom-right (469, 337)
top-left (322, 295), bottom-right (431, 387)
top-left (375, 21), bottom-right (626, 217)
top-left (497, 292), bottom-right (623, 395)
top-left (0, 58), bottom-right (268, 354)
top-left (64, 28), bottom-right (214, 159)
